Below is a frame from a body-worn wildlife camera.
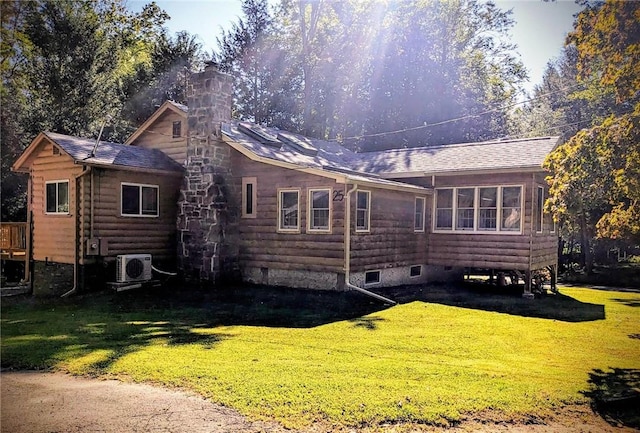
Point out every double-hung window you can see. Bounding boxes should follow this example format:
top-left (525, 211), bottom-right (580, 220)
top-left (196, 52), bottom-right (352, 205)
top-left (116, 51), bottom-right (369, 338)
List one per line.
top-left (501, 186), bottom-right (522, 232)
top-left (435, 189), bottom-right (453, 230)
top-left (309, 188), bottom-right (331, 232)
top-left (121, 183), bottom-right (159, 217)
top-left (172, 121), bottom-right (182, 138)
top-left (46, 180), bottom-right (69, 214)
top-left (278, 189), bottom-right (299, 232)
top-left (456, 188), bottom-right (475, 230)
top-left (414, 196), bottom-right (425, 232)
top-left (478, 187), bottom-right (497, 231)
top-left (434, 185), bottom-right (522, 233)
top-left (356, 190), bottom-right (370, 232)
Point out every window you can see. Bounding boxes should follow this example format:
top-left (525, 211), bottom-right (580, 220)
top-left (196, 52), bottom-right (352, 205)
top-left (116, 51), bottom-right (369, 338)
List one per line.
top-left (121, 183), bottom-right (158, 217)
top-left (365, 270), bottom-right (381, 286)
top-left (278, 189), bottom-right (299, 231)
top-left (242, 177), bottom-right (257, 218)
top-left (45, 180), bottom-right (69, 214)
top-left (501, 186), bottom-right (522, 232)
top-left (434, 186), bottom-right (522, 233)
top-left (414, 196), bottom-right (425, 232)
top-left (410, 265), bottom-right (422, 277)
top-left (172, 121), bottom-right (182, 138)
top-left (309, 188), bottom-right (331, 232)
top-left (435, 189), bottom-right (453, 230)
top-left (356, 190), bottom-right (370, 232)
top-left (456, 188), bottom-right (475, 230)
top-left (478, 187), bottom-right (497, 231)
top-left (536, 186), bottom-right (544, 233)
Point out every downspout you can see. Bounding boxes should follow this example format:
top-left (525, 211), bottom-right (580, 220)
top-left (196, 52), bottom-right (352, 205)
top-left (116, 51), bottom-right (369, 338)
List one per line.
top-left (343, 183), bottom-right (396, 305)
top-left (61, 166), bottom-right (91, 298)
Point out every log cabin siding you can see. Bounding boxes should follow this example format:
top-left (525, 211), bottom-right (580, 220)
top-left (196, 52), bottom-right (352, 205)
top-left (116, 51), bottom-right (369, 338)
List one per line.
top-left (423, 172), bottom-right (557, 271)
top-left (30, 141), bottom-right (84, 263)
top-left (350, 188), bottom-right (428, 272)
top-left (231, 150), bottom-right (346, 273)
top-left (88, 169), bottom-right (181, 263)
top-left (130, 111), bottom-right (188, 164)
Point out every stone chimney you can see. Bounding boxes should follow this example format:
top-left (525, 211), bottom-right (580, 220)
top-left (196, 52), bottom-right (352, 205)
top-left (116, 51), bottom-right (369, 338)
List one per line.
top-left (177, 62), bottom-right (238, 284)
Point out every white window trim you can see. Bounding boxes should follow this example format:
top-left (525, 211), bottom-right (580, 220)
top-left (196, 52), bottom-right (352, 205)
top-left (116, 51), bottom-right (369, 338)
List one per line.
top-left (536, 186), bottom-right (544, 233)
top-left (355, 190), bottom-right (371, 233)
top-left (242, 177), bottom-right (257, 219)
top-left (120, 182), bottom-right (159, 218)
top-left (433, 185), bottom-right (524, 235)
top-left (414, 196), bottom-right (426, 232)
top-left (307, 188), bottom-right (332, 233)
top-left (277, 188), bottom-right (300, 233)
top-left (45, 179), bottom-right (70, 215)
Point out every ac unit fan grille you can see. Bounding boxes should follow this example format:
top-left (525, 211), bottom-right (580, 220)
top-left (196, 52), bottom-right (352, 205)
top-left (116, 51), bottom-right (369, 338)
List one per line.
top-left (126, 258), bottom-right (145, 279)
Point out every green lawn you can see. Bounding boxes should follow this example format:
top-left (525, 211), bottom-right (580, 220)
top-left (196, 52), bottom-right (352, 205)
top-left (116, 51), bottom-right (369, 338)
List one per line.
top-left (1, 284), bottom-right (639, 428)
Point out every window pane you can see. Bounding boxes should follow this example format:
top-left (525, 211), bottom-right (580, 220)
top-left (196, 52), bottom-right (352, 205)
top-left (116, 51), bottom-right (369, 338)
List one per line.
top-left (456, 188), bottom-right (474, 208)
top-left (536, 187), bottom-right (544, 232)
top-left (436, 209), bottom-right (452, 229)
top-left (436, 189), bottom-right (453, 208)
top-left (245, 183), bottom-right (253, 215)
top-left (280, 191), bottom-right (298, 229)
top-left (141, 186), bottom-right (158, 215)
top-left (357, 191), bottom-right (368, 209)
top-left (479, 209), bottom-right (497, 230)
top-left (172, 121), bottom-right (181, 138)
top-left (46, 183), bottom-right (57, 213)
top-left (479, 187), bottom-right (497, 207)
top-left (312, 190), bottom-right (329, 209)
top-left (57, 182), bottom-right (69, 213)
top-left (122, 185), bottom-right (140, 215)
top-left (502, 186), bottom-right (521, 208)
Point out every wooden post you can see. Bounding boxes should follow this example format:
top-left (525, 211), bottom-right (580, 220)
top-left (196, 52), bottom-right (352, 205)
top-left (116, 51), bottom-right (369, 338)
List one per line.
top-left (523, 269), bottom-right (534, 299)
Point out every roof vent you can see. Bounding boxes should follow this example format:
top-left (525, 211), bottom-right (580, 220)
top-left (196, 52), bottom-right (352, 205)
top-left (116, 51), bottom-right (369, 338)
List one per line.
top-left (238, 122), bottom-right (281, 148)
top-left (277, 131), bottom-right (318, 156)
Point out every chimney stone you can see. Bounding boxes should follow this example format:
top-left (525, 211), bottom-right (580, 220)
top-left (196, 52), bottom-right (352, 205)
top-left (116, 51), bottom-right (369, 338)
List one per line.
top-left (177, 67), bottom-right (239, 284)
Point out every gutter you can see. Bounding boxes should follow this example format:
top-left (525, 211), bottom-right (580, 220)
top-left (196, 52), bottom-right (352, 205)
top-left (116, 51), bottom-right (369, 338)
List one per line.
top-left (61, 166), bottom-right (91, 298)
top-left (343, 183), bottom-right (396, 305)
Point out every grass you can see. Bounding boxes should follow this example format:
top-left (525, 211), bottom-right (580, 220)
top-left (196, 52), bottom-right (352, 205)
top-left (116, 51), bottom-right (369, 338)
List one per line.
top-left (1, 284), bottom-right (639, 429)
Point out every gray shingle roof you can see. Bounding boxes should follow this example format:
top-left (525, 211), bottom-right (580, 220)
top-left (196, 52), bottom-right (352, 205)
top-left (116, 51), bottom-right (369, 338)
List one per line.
top-left (222, 122), bottom-right (559, 178)
top-left (44, 132), bottom-right (184, 173)
top-left (357, 136), bottom-right (561, 175)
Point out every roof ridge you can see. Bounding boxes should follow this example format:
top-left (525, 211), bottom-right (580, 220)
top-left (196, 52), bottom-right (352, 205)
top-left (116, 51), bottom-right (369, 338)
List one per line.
top-left (365, 135), bottom-right (559, 154)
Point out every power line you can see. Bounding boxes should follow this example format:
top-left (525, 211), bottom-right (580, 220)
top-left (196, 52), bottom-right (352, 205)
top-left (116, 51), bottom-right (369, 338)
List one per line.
top-left (329, 82), bottom-right (585, 142)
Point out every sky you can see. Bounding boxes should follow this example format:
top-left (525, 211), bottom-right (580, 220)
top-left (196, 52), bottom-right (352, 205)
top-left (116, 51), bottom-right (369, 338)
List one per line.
top-left (129, 0), bottom-right (584, 95)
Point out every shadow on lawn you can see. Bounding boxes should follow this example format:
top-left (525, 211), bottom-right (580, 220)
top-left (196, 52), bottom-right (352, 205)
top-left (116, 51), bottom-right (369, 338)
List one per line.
top-left (581, 368), bottom-right (640, 429)
top-left (1, 284), bottom-right (390, 372)
top-left (381, 283), bottom-right (606, 323)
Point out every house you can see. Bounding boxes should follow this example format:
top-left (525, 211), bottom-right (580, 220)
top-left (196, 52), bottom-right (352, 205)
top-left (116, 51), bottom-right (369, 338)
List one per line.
top-left (11, 132), bottom-right (184, 296)
top-left (12, 63), bottom-right (559, 298)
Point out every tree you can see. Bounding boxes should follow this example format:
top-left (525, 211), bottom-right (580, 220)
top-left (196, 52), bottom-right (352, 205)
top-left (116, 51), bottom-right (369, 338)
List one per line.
top-left (544, 0), bottom-right (640, 271)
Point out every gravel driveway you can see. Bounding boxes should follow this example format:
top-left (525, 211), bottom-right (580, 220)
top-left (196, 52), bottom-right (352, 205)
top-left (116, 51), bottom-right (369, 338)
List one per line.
top-left (1, 371), bottom-right (634, 433)
top-left (1, 371), bottom-right (289, 433)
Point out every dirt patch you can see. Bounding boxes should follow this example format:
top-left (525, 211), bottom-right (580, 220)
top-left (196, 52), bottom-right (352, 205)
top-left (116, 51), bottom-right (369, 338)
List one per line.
top-left (1, 371), bottom-right (635, 433)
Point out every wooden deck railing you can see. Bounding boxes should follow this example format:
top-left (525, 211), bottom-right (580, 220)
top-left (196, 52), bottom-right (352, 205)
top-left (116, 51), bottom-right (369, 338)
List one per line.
top-left (0, 222), bottom-right (27, 261)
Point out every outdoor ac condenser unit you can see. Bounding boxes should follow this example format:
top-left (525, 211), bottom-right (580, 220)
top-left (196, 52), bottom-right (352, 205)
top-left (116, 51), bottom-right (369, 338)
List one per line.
top-left (116, 254), bottom-right (152, 283)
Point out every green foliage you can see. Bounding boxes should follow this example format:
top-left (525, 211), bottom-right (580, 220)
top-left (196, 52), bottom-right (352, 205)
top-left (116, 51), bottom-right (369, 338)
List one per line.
top-left (217, 0), bottom-right (526, 148)
top-left (2, 286), bottom-right (638, 428)
top-left (543, 0), bottom-right (640, 250)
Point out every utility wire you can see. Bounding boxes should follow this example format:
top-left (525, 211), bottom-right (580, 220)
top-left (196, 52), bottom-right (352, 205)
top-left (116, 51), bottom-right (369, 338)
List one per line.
top-left (330, 82), bottom-right (585, 142)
